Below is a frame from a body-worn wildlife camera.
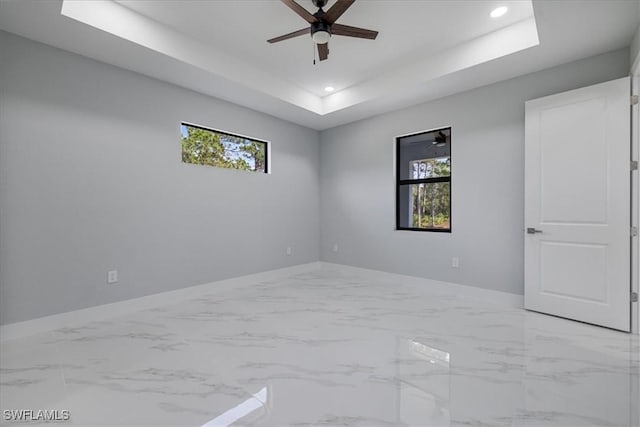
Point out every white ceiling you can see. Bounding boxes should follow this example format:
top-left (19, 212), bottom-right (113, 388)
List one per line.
top-left (116, 0), bottom-right (535, 97)
top-left (0, 0), bottom-right (638, 130)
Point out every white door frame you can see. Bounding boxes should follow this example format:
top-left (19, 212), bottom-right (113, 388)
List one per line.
top-left (630, 30), bottom-right (640, 334)
top-left (631, 70), bottom-right (639, 335)
top-left (629, 26), bottom-right (640, 334)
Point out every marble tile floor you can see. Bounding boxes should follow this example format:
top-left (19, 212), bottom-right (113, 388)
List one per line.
top-left (0, 267), bottom-right (638, 427)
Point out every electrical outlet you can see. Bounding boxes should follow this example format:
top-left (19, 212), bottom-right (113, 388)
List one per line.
top-left (286, 247), bottom-right (292, 256)
top-left (451, 257), bottom-right (460, 268)
top-left (332, 244), bottom-right (339, 253)
top-left (107, 270), bottom-right (118, 284)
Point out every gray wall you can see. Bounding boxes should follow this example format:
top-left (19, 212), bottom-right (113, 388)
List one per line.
top-left (319, 48), bottom-right (630, 295)
top-left (0, 30), bottom-right (631, 325)
top-left (0, 32), bottom-right (320, 325)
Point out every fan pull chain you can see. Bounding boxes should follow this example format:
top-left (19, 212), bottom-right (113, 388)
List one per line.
top-left (312, 40), bottom-right (316, 65)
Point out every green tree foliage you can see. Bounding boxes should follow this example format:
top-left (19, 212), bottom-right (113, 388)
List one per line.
top-left (181, 125), bottom-right (266, 172)
top-left (411, 158), bottom-right (450, 228)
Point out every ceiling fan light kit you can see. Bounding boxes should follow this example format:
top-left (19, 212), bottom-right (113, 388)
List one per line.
top-left (267, 0), bottom-right (378, 62)
top-left (311, 21), bottom-right (331, 44)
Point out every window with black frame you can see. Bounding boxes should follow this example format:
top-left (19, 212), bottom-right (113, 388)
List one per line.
top-left (180, 123), bottom-right (268, 173)
top-left (396, 128), bottom-right (451, 232)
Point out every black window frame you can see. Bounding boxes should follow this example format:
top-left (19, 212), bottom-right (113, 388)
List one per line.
top-left (180, 122), bottom-right (269, 174)
top-left (395, 127), bottom-right (452, 233)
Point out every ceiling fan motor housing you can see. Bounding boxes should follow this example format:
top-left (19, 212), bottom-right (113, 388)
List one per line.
top-left (312, 0), bottom-right (329, 9)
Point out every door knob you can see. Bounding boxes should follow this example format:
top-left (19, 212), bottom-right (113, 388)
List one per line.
top-left (527, 227), bottom-right (543, 234)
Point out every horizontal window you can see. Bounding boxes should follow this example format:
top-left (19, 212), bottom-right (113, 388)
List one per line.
top-left (181, 123), bottom-right (268, 173)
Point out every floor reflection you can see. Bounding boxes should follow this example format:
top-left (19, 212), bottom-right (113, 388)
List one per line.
top-left (202, 387), bottom-right (268, 427)
top-left (396, 339), bottom-right (450, 426)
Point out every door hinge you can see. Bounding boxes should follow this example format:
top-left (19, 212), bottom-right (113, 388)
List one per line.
top-left (632, 160), bottom-right (638, 171)
top-left (632, 95), bottom-right (639, 105)
top-left (632, 292), bottom-right (638, 303)
top-left (632, 226), bottom-right (638, 237)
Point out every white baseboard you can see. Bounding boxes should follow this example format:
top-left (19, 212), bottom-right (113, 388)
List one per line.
top-left (317, 262), bottom-right (524, 309)
top-left (0, 262), bottom-right (321, 342)
top-left (0, 261), bottom-right (526, 342)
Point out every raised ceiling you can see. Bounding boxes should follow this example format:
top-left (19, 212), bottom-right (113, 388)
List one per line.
top-left (0, 0), bottom-right (638, 130)
top-left (116, 0), bottom-right (536, 97)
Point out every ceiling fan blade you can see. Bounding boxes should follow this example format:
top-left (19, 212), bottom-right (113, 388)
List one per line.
top-left (331, 23), bottom-right (378, 40)
top-left (267, 28), bottom-right (309, 43)
top-left (281, 0), bottom-right (317, 24)
top-left (317, 43), bottom-right (329, 61)
top-left (324, 0), bottom-right (355, 24)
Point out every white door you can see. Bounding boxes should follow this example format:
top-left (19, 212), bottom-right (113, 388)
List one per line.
top-left (524, 77), bottom-right (631, 332)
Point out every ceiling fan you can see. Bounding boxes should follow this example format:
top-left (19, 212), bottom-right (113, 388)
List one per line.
top-left (432, 131), bottom-right (450, 147)
top-left (267, 0), bottom-right (378, 62)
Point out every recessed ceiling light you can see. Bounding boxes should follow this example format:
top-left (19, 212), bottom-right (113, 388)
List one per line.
top-left (490, 6), bottom-right (508, 18)
top-left (324, 86), bottom-right (335, 92)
